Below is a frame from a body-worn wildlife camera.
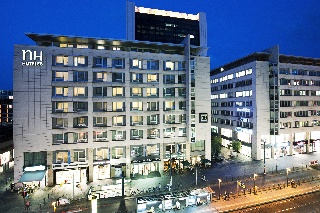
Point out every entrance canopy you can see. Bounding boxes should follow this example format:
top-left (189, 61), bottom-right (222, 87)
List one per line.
top-left (18, 170), bottom-right (46, 183)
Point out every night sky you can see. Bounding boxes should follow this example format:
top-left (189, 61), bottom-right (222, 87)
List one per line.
top-left (1, 0), bottom-right (319, 90)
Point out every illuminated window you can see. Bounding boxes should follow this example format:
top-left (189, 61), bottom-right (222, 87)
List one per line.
top-left (73, 56), bottom-right (88, 67)
top-left (146, 88), bottom-right (158, 97)
top-left (73, 87), bottom-right (87, 97)
top-left (53, 71), bottom-right (68, 81)
top-left (53, 87), bottom-right (68, 97)
top-left (131, 87), bottom-right (142, 97)
top-left (131, 102), bottom-right (142, 111)
top-left (112, 87), bottom-right (124, 96)
top-left (147, 74), bottom-right (158, 83)
top-left (54, 56), bottom-right (68, 66)
top-left (130, 59), bottom-right (142, 69)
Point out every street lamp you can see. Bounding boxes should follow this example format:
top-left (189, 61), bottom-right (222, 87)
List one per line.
top-left (286, 168), bottom-right (291, 187)
top-left (253, 174), bottom-right (258, 195)
top-left (262, 139), bottom-right (266, 174)
top-left (218, 179), bottom-right (222, 200)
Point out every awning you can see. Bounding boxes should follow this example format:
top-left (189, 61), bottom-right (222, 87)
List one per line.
top-left (18, 170), bottom-right (46, 183)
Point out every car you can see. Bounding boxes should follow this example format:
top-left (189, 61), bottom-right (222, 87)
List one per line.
top-left (58, 198), bottom-right (70, 205)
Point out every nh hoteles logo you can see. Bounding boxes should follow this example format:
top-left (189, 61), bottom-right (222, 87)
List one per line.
top-left (22, 50), bottom-right (43, 66)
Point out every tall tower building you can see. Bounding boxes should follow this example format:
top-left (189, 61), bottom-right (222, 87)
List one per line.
top-left (126, 1), bottom-right (207, 56)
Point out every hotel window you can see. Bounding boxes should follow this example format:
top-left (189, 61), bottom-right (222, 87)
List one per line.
top-left (163, 75), bottom-right (175, 84)
top-left (131, 102), bottom-right (142, 111)
top-left (74, 132), bottom-right (88, 143)
top-left (73, 71), bottom-right (88, 82)
top-left (147, 60), bottom-right (159, 70)
top-left (131, 87), bottom-right (142, 97)
top-left (93, 117), bottom-right (108, 127)
top-left (147, 74), bottom-right (159, 83)
top-left (74, 149), bottom-right (86, 162)
top-left (177, 62), bottom-right (186, 71)
top-left (76, 44), bottom-right (89, 49)
top-left (73, 56), bottom-right (88, 67)
top-left (112, 87), bottom-right (124, 97)
top-left (93, 57), bottom-right (108, 68)
top-left (53, 55), bottom-right (68, 66)
top-left (131, 73), bottom-right (143, 83)
top-left (146, 88), bottom-right (158, 97)
top-left (73, 87), bottom-right (87, 97)
top-left (179, 128), bottom-right (187, 137)
top-left (52, 134), bottom-right (67, 145)
top-left (147, 114), bottom-right (159, 125)
top-left (164, 101), bottom-right (175, 111)
top-left (53, 87), bottom-right (68, 97)
top-left (73, 102), bottom-right (88, 112)
top-left (52, 118), bottom-right (68, 129)
top-left (163, 87), bottom-right (175, 97)
top-left (112, 131), bottom-right (126, 141)
top-left (163, 61), bottom-right (174, 70)
top-left (112, 147), bottom-right (125, 159)
top-left (112, 102), bottom-right (125, 111)
top-left (147, 102), bottom-right (159, 111)
top-left (60, 43), bottom-right (74, 48)
top-left (178, 114), bottom-right (186, 123)
top-left (164, 114), bottom-right (175, 124)
top-left (53, 71), bottom-right (68, 81)
top-left (112, 46), bottom-right (123, 51)
top-left (112, 116), bottom-right (125, 126)
top-left (73, 116), bottom-right (88, 127)
top-left (191, 140), bottom-right (205, 151)
top-left (93, 132), bottom-right (108, 142)
top-left (131, 115), bottom-right (143, 126)
top-left (130, 129), bottom-right (143, 140)
top-left (112, 73), bottom-right (125, 83)
top-left (93, 72), bottom-right (107, 82)
top-left (112, 58), bottom-right (125, 68)
top-left (93, 102), bottom-right (108, 112)
top-left (147, 128), bottom-right (159, 139)
top-left (130, 59), bottom-right (142, 69)
top-left (179, 101), bottom-right (186, 110)
top-left (178, 88), bottom-right (186, 97)
top-left (53, 102), bottom-right (68, 113)
top-left (93, 87), bottom-right (107, 97)
top-left (178, 75), bottom-right (186, 83)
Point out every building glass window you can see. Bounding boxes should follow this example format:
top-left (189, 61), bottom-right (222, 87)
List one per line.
top-left (73, 56), bottom-right (88, 67)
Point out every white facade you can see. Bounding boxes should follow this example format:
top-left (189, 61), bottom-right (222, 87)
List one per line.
top-left (13, 34), bottom-right (211, 186)
top-left (211, 46), bottom-right (320, 160)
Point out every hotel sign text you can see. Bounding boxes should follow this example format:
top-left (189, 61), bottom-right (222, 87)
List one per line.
top-left (22, 50), bottom-right (43, 66)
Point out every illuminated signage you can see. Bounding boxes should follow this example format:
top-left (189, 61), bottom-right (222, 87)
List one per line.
top-left (236, 108), bottom-right (250, 112)
top-left (199, 113), bottom-right (208, 123)
top-left (22, 50), bottom-right (43, 66)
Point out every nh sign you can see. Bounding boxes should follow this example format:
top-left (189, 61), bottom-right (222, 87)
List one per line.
top-left (22, 50), bottom-right (43, 66)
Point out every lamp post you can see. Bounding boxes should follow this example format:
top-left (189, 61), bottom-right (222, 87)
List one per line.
top-left (218, 179), bottom-right (222, 200)
top-left (253, 174), bottom-right (258, 195)
top-left (286, 168), bottom-right (291, 187)
top-left (262, 139), bottom-right (266, 174)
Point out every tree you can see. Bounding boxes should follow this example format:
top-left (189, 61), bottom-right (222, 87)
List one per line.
top-left (212, 136), bottom-right (222, 157)
top-left (232, 140), bottom-right (241, 153)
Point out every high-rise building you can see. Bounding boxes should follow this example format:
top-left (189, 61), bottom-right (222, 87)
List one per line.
top-left (211, 46), bottom-right (320, 161)
top-left (126, 1), bottom-right (207, 56)
top-left (13, 33), bottom-right (211, 186)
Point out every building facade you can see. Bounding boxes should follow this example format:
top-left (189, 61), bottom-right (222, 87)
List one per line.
top-left (13, 33), bottom-right (211, 186)
top-left (211, 46), bottom-right (320, 160)
top-left (126, 1), bottom-right (207, 56)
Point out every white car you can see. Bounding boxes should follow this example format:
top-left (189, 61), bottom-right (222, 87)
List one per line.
top-left (59, 198), bottom-right (70, 205)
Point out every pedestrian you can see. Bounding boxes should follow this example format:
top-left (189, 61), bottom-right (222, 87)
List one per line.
top-left (25, 201), bottom-right (30, 210)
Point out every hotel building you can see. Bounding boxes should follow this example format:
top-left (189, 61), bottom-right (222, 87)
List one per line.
top-left (13, 33), bottom-right (211, 186)
top-left (211, 46), bottom-right (320, 160)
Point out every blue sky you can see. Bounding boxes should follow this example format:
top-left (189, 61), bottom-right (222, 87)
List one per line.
top-left (1, 0), bottom-right (319, 90)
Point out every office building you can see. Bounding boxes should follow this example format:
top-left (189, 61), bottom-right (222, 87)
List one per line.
top-left (0, 90), bottom-right (13, 127)
top-left (126, 1), bottom-right (207, 56)
top-left (211, 46), bottom-right (320, 160)
top-left (13, 33), bottom-right (211, 186)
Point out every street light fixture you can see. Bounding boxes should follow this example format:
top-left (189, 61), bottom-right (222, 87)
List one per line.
top-left (218, 179), bottom-right (222, 200)
top-left (253, 174), bottom-right (258, 195)
top-left (286, 168), bottom-right (291, 187)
